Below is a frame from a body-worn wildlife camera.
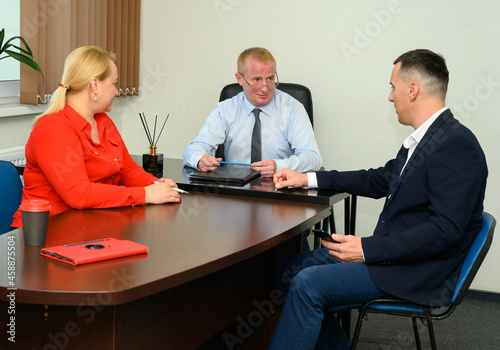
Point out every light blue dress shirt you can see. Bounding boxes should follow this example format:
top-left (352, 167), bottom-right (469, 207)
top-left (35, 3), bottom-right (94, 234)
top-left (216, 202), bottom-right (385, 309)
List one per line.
top-left (183, 89), bottom-right (322, 172)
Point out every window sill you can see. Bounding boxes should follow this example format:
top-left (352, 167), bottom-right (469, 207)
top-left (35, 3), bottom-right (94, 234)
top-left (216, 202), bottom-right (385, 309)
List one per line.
top-left (0, 103), bottom-right (46, 119)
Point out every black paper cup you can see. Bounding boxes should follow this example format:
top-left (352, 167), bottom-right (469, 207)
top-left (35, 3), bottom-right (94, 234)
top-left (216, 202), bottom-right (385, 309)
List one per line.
top-left (20, 199), bottom-right (51, 246)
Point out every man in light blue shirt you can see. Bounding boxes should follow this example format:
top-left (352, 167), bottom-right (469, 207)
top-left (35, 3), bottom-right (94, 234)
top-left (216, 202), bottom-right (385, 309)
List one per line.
top-left (183, 47), bottom-right (322, 177)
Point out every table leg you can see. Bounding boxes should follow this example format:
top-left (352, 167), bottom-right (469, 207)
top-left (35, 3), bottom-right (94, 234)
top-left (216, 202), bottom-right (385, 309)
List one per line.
top-left (344, 194), bottom-right (357, 236)
top-left (313, 206), bottom-right (334, 250)
top-left (340, 194), bottom-right (358, 340)
top-left (350, 195), bottom-right (357, 235)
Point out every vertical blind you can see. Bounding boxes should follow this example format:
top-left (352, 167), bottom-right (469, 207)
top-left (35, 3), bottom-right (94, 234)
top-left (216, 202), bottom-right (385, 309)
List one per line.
top-left (20, 0), bottom-right (141, 105)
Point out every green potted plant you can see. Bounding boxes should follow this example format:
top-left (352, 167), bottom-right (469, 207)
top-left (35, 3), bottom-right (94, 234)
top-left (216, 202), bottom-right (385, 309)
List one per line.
top-left (0, 28), bottom-right (43, 81)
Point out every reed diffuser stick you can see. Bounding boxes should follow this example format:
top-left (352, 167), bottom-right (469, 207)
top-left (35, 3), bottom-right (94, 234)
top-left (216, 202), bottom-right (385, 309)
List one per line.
top-left (152, 115), bottom-right (157, 148)
top-left (139, 113), bottom-right (152, 145)
top-left (139, 113), bottom-right (170, 147)
top-left (154, 114), bottom-right (169, 145)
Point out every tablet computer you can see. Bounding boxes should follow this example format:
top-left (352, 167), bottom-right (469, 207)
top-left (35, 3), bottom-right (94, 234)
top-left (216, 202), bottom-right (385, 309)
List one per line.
top-left (189, 164), bottom-right (260, 186)
top-left (40, 238), bottom-right (148, 266)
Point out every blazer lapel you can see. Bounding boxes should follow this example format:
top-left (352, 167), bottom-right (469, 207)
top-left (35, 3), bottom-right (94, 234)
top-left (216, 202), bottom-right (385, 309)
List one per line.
top-left (383, 145), bottom-right (409, 210)
top-left (383, 110), bottom-right (454, 210)
top-left (400, 110), bottom-right (452, 179)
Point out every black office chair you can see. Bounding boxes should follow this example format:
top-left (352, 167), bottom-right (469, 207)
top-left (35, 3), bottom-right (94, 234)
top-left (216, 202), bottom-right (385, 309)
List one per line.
top-left (327, 212), bottom-right (496, 350)
top-left (216, 82), bottom-right (348, 251)
top-left (215, 82), bottom-right (314, 160)
top-left (217, 82), bottom-right (324, 249)
top-left (0, 160), bottom-right (23, 234)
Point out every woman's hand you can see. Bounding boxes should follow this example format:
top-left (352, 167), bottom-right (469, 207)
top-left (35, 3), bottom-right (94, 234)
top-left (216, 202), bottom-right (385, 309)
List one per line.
top-left (144, 178), bottom-right (181, 204)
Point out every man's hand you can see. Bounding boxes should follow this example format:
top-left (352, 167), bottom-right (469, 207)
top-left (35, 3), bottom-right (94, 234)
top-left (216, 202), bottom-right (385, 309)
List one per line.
top-left (251, 159), bottom-right (277, 177)
top-left (197, 154), bottom-right (222, 172)
top-left (273, 168), bottom-right (308, 188)
top-left (322, 234), bottom-right (364, 263)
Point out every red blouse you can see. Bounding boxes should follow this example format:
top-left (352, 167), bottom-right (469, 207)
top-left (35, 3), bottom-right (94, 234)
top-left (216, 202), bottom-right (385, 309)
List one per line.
top-left (12, 104), bottom-right (156, 227)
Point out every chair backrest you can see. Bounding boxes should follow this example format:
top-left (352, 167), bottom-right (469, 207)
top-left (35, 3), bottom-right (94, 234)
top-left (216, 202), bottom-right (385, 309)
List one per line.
top-left (452, 212), bottom-right (496, 305)
top-left (0, 161), bottom-right (23, 234)
top-left (218, 82), bottom-right (314, 126)
top-left (216, 82), bottom-right (314, 160)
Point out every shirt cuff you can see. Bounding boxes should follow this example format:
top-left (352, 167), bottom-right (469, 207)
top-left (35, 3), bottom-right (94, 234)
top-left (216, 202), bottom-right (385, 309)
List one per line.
top-left (306, 172), bottom-right (318, 188)
top-left (274, 159), bottom-right (287, 172)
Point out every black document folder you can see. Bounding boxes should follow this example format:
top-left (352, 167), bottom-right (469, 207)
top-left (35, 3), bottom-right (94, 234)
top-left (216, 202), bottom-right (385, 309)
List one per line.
top-left (189, 165), bottom-right (260, 186)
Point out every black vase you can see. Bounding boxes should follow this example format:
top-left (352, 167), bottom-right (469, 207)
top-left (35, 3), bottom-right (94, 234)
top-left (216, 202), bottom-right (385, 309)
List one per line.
top-left (143, 146), bottom-right (163, 178)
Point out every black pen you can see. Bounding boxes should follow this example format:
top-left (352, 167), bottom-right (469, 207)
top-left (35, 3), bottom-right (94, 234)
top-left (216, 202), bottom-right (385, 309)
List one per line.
top-left (63, 239), bottom-right (105, 247)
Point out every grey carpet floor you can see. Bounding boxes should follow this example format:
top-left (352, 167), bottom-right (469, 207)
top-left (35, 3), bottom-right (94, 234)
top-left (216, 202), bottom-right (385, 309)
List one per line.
top-left (354, 292), bottom-right (500, 350)
top-left (198, 291), bottom-right (500, 349)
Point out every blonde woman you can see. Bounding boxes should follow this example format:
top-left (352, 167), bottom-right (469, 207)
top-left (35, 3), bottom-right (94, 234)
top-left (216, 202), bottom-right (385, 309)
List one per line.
top-left (12, 46), bottom-right (180, 227)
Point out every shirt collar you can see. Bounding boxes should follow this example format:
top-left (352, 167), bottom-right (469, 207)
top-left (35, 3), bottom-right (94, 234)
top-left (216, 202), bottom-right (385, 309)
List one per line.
top-left (62, 104), bottom-right (108, 144)
top-left (243, 90), bottom-right (277, 117)
top-left (403, 107), bottom-right (448, 149)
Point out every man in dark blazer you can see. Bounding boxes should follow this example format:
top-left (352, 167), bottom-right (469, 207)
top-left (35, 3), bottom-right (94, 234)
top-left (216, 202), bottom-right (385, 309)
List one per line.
top-left (269, 49), bottom-right (488, 349)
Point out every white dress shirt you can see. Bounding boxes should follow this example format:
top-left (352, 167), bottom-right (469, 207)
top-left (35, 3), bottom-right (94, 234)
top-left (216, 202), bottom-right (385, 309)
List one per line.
top-left (183, 89), bottom-right (322, 172)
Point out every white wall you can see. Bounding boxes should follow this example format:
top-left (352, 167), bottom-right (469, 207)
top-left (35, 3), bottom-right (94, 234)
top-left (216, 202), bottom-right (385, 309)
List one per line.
top-left (0, 114), bottom-right (34, 149)
top-left (114, 0), bottom-right (500, 293)
top-left (2, 0), bottom-right (499, 292)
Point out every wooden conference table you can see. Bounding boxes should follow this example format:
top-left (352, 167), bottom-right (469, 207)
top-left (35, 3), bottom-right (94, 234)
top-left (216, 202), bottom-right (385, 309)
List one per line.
top-left (140, 157), bottom-right (357, 241)
top-left (2, 158), bottom-right (356, 349)
top-left (15, 158), bottom-right (357, 237)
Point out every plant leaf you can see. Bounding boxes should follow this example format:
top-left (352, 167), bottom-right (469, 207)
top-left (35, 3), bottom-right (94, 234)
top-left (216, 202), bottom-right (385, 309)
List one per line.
top-left (5, 50), bottom-right (40, 70)
top-left (1, 29), bottom-right (44, 83)
top-left (4, 36), bottom-right (33, 57)
top-left (9, 44), bottom-right (32, 57)
top-left (4, 50), bottom-right (45, 83)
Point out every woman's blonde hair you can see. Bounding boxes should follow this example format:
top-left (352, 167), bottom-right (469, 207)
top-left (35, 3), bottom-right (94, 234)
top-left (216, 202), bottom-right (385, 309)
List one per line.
top-left (33, 46), bottom-right (116, 126)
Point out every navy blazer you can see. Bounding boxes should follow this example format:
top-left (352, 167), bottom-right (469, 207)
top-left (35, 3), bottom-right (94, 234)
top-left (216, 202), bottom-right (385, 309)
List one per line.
top-left (316, 109), bottom-right (487, 306)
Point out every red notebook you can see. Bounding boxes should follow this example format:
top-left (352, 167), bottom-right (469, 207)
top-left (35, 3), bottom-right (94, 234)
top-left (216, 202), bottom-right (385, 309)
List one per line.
top-left (40, 238), bottom-right (148, 266)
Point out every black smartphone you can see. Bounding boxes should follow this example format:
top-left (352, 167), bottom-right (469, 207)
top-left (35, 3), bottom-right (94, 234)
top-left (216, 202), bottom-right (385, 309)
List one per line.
top-left (312, 229), bottom-right (339, 243)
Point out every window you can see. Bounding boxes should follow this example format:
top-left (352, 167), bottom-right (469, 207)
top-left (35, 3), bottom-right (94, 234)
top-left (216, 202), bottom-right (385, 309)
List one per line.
top-left (0, 0), bottom-right (21, 104)
top-left (20, 0), bottom-right (141, 105)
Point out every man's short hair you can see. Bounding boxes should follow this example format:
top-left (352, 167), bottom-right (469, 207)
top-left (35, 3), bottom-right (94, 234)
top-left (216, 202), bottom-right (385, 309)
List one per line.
top-left (237, 47), bottom-right (276, 73)
top-left (394, 49), bottom-right (449, 100)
